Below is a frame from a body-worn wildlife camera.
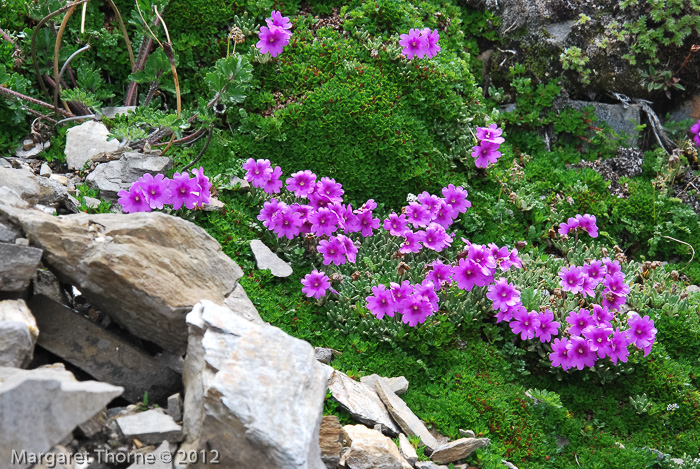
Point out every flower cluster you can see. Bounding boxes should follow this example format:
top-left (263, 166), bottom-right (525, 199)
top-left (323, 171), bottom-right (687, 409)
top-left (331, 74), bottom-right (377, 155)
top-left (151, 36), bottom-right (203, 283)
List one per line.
top-left (398, 28), bottom-right (441, 59)
top-left (558, 213), bottom-right (598, 238)
top-left (691, 119), bottom-right (700, 147)
top-left (256, 10), bottom-right (292, 57)
top-left (471, 124), bottom-right (504, 169)
top-left (117, 168), bottom-right (211, 213)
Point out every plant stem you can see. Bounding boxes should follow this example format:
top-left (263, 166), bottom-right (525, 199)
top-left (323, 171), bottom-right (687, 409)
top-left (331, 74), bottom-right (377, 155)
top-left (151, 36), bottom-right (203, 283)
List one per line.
top-left (0, 86), bottom-right (73, 117)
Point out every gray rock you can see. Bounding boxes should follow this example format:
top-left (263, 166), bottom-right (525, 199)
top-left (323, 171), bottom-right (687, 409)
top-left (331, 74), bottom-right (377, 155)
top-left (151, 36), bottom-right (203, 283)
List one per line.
top-left (459, 429), bottom-right (476, 438)
top-left (182, 300), bottom-right (329, 469)
top-left (0, 242), bottom-right (43, 292)
top-left (415, 463), bottom-right (449, 469)
top-left (315, 347), bottom-right (334, 365)
top-left (223, 281), bottom-right (264, 324)
top-left (33, 266), bottom-right (68, 305)
top-left (328, 369), bottom-right (400, 436)
top-left (15, 140), bottom-right (49, 158)
top-left (167, 393), bottom-right (183, 422)
top-left (0, 197), bottom-right (242, 354)
top-left (664, 94), bottom-right (700, 124)
top-left (0, 219), bottom-right (21, 243)
top-left (201, 196), bottom-right (225, 212)
top-left (339, 425), bottom-right (412, 469)
top-left (0, 167), bottom-right (72, 208)
top-left (39, 163), bottom-right (52, 177)
top-left (229, 175), bottom-right (250, 192)
top-left (85, 152), bottom-right (172, 202)
top-left (0, 364), bottom-right (123, 469)
top-left (77, 408), bottom-right (108, 438)
top-left (557, 99), bottom-right (641, 146)
top-left (117, 408), bottom-right (183, 445)
top-left (127, 440), bottom-right (175, 469)
top-left (398, 433), bottom-right (418, 465)
top-left (250, 239), bottom-right (293, 277)
top-left (319, 415), bottom-right (344, 469)
top-left (49, 173), bottom-right (70, 186)
top-left (360, 374), bottom-right (409, 396)
top-left (430, 438), bottom-right (490, 465)
top-left (30, 294), bottom-right (182, 403)
top-left (101, 106), bottom-right (136, 119)
top-left (502, 460), bottom-right (519, 469)
top-left (0, 157), bottom-right (9, 167)
top-left (544, 20), bottom-right (574, 47)
top-left (686, 285), bottom-right (700, 295)
top-left (83, 196), bottom-right (102, 208)
top-left (374, 378), bottom-right (439, 452)
top-left (0, 300), bottom-right (38, 367)
top-left (65, 121), bottom-right (120, 170)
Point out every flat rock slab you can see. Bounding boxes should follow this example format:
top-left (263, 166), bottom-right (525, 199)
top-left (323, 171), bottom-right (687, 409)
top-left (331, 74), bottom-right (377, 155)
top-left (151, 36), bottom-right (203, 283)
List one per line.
top-left (30, 295), bottom-right (182, 403)
top-left (374, 378), bottom-right (439, 452)
top-left (328, 369), bottom-right (400, 436)
top-left (250, 239), bottom-right (293, 277)
top-left (65, 121), bottom-right (120, 170)
top-left (360, 374), bottom-right (408, 396)
top-left (0, 167), bottom-right (70, 207)
top-left (85, 152), bottom-right (172, 202)
top-left (117, 409), bottom-right (183, 445)
top-left (430, 438), bottom-right (490, 465)
top-left (0, 364), bottom-right (123, 469)
top-left (222, 282), bottom-right (264, 324)
top-left (0, 242), bottom-right (42, 292)
top-left (340, 425), bottom-right (412, 469)
top-left (319, 415), bottom-right (344, 469)
top-left (0, 299), bottom-right (38, 367)
top-left (398, 433), bottom-right (418, 465)
top-left (127, 440), bottom-right (175, 469)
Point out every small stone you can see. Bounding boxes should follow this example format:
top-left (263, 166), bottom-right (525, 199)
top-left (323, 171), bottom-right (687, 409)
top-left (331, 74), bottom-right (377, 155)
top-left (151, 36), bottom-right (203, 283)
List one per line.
top-left (83, 196), bottom-right (101, 209)
top-left (33, 267), bottom-right (68, 305)
top-left (315, 347), bottom-right (334, 365)
top-left (101, 106), bottom-right (136, 119)
top-left (117, 408), bottom-right (183, 445)
top-left (360, 374), bottom-right (409, 396)
top-left (0, 299), bottom-right (38, 367)
top-left (127, 440), bottom-right (175, 469)
top-left (502, 460), bottom-right (519, 469)
top-left (167, 393), bottom-right (183, 422)
top-left (415, 463), bottom-right (449, 469)
top-left (201, 196), bottom-right (225, 212)
top-left (0, 242), bottom-right (43, 292)
top-left (430, 438), bottom-right (490, 465)
top-left (686, 285), bottom-right (700, 295)
top-left (14, 237), bottom-right (29, 246)
top-left (39, 163), bottom-right (52, 177)
top-left (340, 425), bottom-right (412, 469)
top-left (229, 175), bottom-right (250, 192)
top-left (77, 408), bottom-right (108, 438)
top-left (459, 429), bottom-right (476, 438)
top-left (15, 140), bottom-right (49, 158)
top-left (65, 121), bottom-right (120, 170)
top-left (398, 433), bottom-right (418, 465)
top-left (319, 415), bottom-right (344, 469)
top-left (50, 174), bottom-right (70, 186)
top-left (0, 220), bottom-right (20, 243)
top-left (250, 239), bottom-right (293, 277)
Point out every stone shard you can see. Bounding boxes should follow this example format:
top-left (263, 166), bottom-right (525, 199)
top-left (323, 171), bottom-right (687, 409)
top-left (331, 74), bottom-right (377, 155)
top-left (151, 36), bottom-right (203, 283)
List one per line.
top-left (30, 295), bottom-right (182, 403)
top-left (33, 266), bottom-right (68, 305)
top-left (167, 393), bottom-right (183, 422)
top-left (65, 121), bottom-right (121, 170)
top-left (0, 242), bottom-right (43, 292)
top-left (85, 151), bottom-right (172, 202)
top-left (415, 463), bottom-right (449, 469)
top-left (319, 415), bottom-right (344, 469)
top-left (339, 425), bottom-right (412, 469)
top-left (0, 219), bottom-right (21, 243)
top-left (458, 429), bottom-right (476, 438)
top-left (328, 369), bottom-right (400, 437)
top-left (0, 364), bottom-right (123, 469)
top-left (127, 440), bottom-right (175, 469)
top-left (0, 167), bottom-right (70, 207)
top-left (374, 378), bottom-right (439, 452)
top-left (430, 438), bottom-right (490, 465)
top-left (182, 300), bottom-right (329, 469)
top-left (398, 433), bottom-right (418, 465)
top-left (250, 239), bottom-right (293, 277)
top-left (360, 374), bottom-right (409, 396)
top-left (315, 347), bottom-right (334, 365)
top-left (117, 408), bottom-right (183, 445)
top-left (0, 198), bottom-right (243, 353)
top-left (0, 299), bottom-right (38, 367)
top-left (222, 281), bottom-right (265, 324)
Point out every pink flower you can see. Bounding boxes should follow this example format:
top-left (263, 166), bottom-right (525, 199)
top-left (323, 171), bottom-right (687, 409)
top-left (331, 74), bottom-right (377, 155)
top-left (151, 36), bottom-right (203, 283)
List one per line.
top-left (366, 284), bottom-right (396, 319)
top-left (608, 328), bottom-right (631, 364)
top-left (399, 230), bottom-right (425, 254)
top-left (301, 270), bottom-right (330, 299)
top-left (191, 167), bottom-right (211, 207)
top-left (271, 205), bottom-right (302, 239)
top-left (406, 202), bottom-right (432, 227)
top-left (263, 166), bottom-right (283, 194)
top-left (309, 208), bottom-right (338, 237)
top-left (133, 173), bottom-right (170, 210)
top-left (256, 25), bottom-right (291, 57)
top-left (420, 28), bottom-right (441, 58)
top-left (286, 170), bottom-right (317, 198)
top-left (318, 236), bottom-right (346, 265)
top-left (357, 210), bottom-right (380, 237)
top-left (475, 124), bottom-right (504, 144)
top-left (425, 260), bottom-right (453, 291)
top-left (486, 277), bottom-right (520, 312)
top-left (566, 309), bottom-right (595, 336)
top-left (567, 336), bottom-right (598, 370)
top-left (441, 184), bottom-right (471, 214)
top-left (243, 158), bottom-right (273, 186)
top-left (422, 223), bottom-right (452, 252)
top-left (549, 338), bottom-right (573, 370)
top-left (118, 185), bottom-right (151, 213)
top-left (398, 28), bottom-right (428, 59)
top-left (627, 314), bottom-right (657, 350)
top-left (266, 10), bottom-right (292, 30)
top-left (169, 172), bottom-right (200, 210)
top-left (534, 309), bottom-right (560, 343)
top-left (390, 281), bottom-right (413, 303)
top-left (509, 308), bottom-right (539, 340)
top-left (559, 265), bottom-right (584, 294)
top-left (583, 325), bottom-right (614, 359)
top-left (452, 258), bottom-right (490, 291)
top-left (471, 142), bottom-right (501, 168)
top-left (384, 212), bottom-right (409, 236)
top-left (258, 198), bottom-right (285, 228)
top-left (398, 294), bottom-right (432, 326)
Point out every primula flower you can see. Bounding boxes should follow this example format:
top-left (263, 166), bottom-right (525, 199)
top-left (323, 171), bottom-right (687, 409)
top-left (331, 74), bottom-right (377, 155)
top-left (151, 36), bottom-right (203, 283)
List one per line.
top-left (169, 172), bottom-right (200, 210)
top-left (398, 28), bottom-right (428, 59)
top-left (309, 208), bottom-right (338, 237)
top-left (425, 260), bottom-right (453, 291)
top-left (390, 280), bottom-right (413, 303)
top-left (559, 265), bottom-right (584, 294)
top-left (243, 158), bottom-right (273, 187)
top-left (191, 167), bottom-right (211, 207)
top-left (271, 205), bottom-right (303, 239)
top-left (602, 257), bottom-right (622, 276)
top-left (258, 198), bottom-right (285, 228)
top-left (317, 236), bottom-right (346, 265)
top-left (627, 314), bottom-right (657, 350)
top-left (591, 304), bottom-right (614, 326)
top-left (549, 338), bottom-right (573, 370)
top-left (452, 258), bottom-right (490, 291)
top-left (316, 177), bottom-right (344, 203)
top-left (417, 191), bottom-right (443, 217)
top-left (691, 119), bottom-right (700, 147)
top-left (266, 10), bottom-right (292, 30)
top-left (441, 184), bottom-right (471, 214)
top-left (406, 202), bottom-right (432, 227)
top-left (496, 302), bottom-right (524, 323)
top-left (291, 203), bottom-right (314, 233)
top-left (603, 290), bottom-right (627, 310)
top-left (575, 214), bottom-right (598, 238)
top-left (475, 124), bottom-right (505, 144)
top-left (422, 223), bottom-right (452, 252)
top-left (263, 166), bottom-right (283, 194)
top-left (433, 200), bottom-right (456, 228)
top-left (329, 203), bottom-right (360, 233)
top-left (366, 284), bottom-right (396, 319)
top-left (357, 210), bottom-right (380, 237)
top-left (580, 275), bottom-right (597, 298)
top-left (583, 260), bottom-right (606, 283)
top-left (301, 270), bottom-right (330, 299)
top-left (468, 243), bottom-right (497, 276)
top-left (558, 217), bottom-right (578, 236)
top-left (535, 309), bottom-right (560, 343)
top-left (487, 277), bottom-right (521, 312)
top-left (421, 28), bottom-right (441, 58)
top-left (602, 272), bottom-right (630, 297)
top-left (489, 243), bottom-right (511, 271)
top-left (286, 170), bottom-right (317, 198)
top-left (134, 173), bottom-right (170, 209)
top-left (399, 230), bottom-right (425, 254)
top-left (337, 234), bottom-right (358, 263)
top-left (583, 325), bottom-right (614, 359)
top-left (415, 281), bottom-right (439, 311)
top-left (398, 294), bottom-right (432, 326)
top-left (567, 336), bottom-right (598, 370)
top-left (358, 199), bottom-right (377, 212)
top-left (471, 142), bottom-right (501, 168)
top-left (608, 327), bottom-right (631, 364)
top-left (508, 249), bottom-right (523, 269)
top-left (256, 25), bottom-right (291, 57)
top-left (384, 212), bottom-right (409, 236)
top-left (509, 308), bottom-right (539, 340)
top-left (566, 309), bottom-right (595, 336)
top-left (118, 185), bottom-right (151, 213)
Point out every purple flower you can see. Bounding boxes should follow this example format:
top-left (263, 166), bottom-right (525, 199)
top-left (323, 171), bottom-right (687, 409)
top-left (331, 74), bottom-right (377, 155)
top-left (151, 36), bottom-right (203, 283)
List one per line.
top-left (366, 284), bottom-right (396, 319)
top-left (258, 198), bottom-right (285, 228)
top-left (487, 277), bottom-right (521, 312)
top-left (452, 258), bottom-right (489, 291)
top-left (425, 260), bottom-right (453, 291)
top-left (549, 338), bottom-right (573, 370)
top-left (398, 294), bottom-right (432, 326)
top-left (398, 28), bottom-right (428, 59)
top-left (558, 217), bottom-right (578, 236)
top-left (256, 25), bottom-right (291, 57)
top-left (243, 158), bottom-right (273, 187)
top-left (309, 208), bottom-right (338, 237)
top-left (266, 10), bottom-right (292, 30)
top-left (271, 205), bottom-right (302, 239)
top-left (433, 200), bottom-right (456, 228)
top-left (566, 309), bottom-right (595, 336)
top-left (476, 124), bottom-right (505, 144)
top-left (118, 185), bottom-right (151, 213)
top-left (468, 243), bottom-right (497, 276)
top-left (534, 309), bottom-right (560, 343)
top-left (441, 184), bottom-right (471, 214)
top-left (559, 265), bottom-right (584, 294)
top-left (509, 308), bottom-right (539, 340)
top-left (583, 325), bottom-right (614, 359)
top-left (316, 177), bottom-right (344, 203)
top-left (416, 281), bottom-right (439, 312)
top-left (591, 304), bottom-right (614, 326)
top-left (471, 142), bottom-right (501, 168)
top-left (383, 212), bottom-right (409, 236)
top-left (417, 191), bottom-right (442, 216)
top-left (399, 230), bottom-right (425, 254)
top-left (608, 327), bottom-right (631, 364)
top-left (406, 202), bottom-right (432, 227)
top-left (602, 272), bottom-right (630, 297)
top-left (602, 257), bottom-right (622, 276)
top-left (508, 249), bottom-right (523, 269)
top-left (390, 280), bottom-right (413, 303)
top-left (575, 214), bottom-right (598, 238)
top-left (358, 199), bottom-right (377, 212)
top-left (263, 166), bottom-right (283, 194)
top-left (191, 167), bottom-right (211, 207)
top-left (489, 243), bottom-right (511, 270)
top-left (567, 336), bottom-right (597, 369)
top-left (692, 120), bottom-right (700, 147)
top-left (627, 314), bottom-right (657, 350)
top-left (496, 302), bottom-right (524, 323)
top-left (318, 236), bottom-right (346, 265)
top-left (422, 223), bottom-right (452, 252)
top-left (420, 28), bottom-right (441, 58)
top-left (357, 210), bottom-right (380, 237)
top-left (301, 270), bottom-right (330, 299)
top-left (169, 172), bottom-right (200, 210)
top-left (286, 170), bottom-right (317, 198)
top-left (583, 260), bottom-right (606, 283)
top-left (580, 275), bottom-right (597, 298)
top-left (337, 234), bottom-right (358, 263)
top-left (603, 290), bottom-right (627, 310)
top-left (134, 173), bottom-right (170, 209)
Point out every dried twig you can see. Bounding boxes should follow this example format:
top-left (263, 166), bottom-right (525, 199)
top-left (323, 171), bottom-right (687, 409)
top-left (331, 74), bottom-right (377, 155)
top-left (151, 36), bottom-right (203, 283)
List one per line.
top-left (181, 124), bottom-right (214, 171)
top-left (0, 86), bottom-right (73, 117)
top-left (661, 236), bottom-right (696, 271)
